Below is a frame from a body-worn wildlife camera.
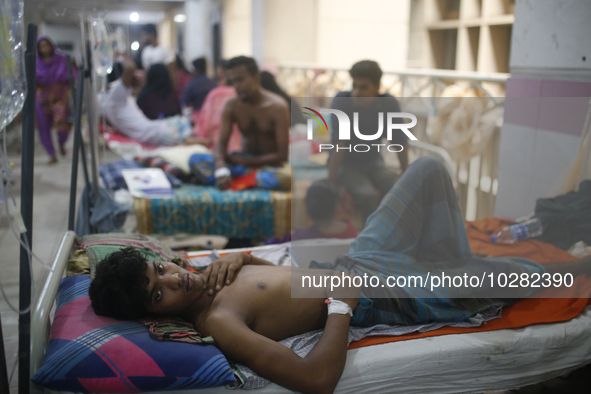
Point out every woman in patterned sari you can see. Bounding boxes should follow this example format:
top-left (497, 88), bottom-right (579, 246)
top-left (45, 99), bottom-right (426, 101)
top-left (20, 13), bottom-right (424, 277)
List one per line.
top-left (36, 36), bottom-right (75, 164)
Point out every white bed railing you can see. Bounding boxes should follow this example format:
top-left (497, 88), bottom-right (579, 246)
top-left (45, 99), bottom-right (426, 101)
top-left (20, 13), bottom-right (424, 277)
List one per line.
top-left (407, 127), bottom-right (501, 221)
top-left (277, 63), bottom-right (508, 106)
top-left (30, 231), bottom-right (77, 394)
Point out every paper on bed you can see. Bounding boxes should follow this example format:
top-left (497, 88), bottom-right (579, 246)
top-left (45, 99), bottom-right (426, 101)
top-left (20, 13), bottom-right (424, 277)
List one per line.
top-left (122, 168), bottom-right (174, 199)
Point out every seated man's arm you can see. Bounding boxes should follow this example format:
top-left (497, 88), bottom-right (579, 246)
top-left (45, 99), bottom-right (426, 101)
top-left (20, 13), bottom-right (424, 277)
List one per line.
top-left (233, 102), bottom-right (290, 167)
top-left (215, 100), bottom-right (236, 170)
top-left (207, 312), bottom-right (351, 394)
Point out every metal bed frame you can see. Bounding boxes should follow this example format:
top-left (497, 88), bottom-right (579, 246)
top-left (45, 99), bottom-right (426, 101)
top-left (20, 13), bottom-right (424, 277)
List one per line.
top-left (0, 17), bottom-right (102, 393)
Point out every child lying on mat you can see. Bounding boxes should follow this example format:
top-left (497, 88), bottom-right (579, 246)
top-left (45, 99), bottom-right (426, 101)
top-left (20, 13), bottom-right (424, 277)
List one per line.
top-left (90, 156), bottom-right (591, 394)
top-left (101, 57), bottom-right (206, 147)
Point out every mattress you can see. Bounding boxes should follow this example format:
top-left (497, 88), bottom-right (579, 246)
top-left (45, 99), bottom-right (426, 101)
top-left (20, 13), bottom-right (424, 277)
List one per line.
top-left (150, 305), bottom-right (591, 394)
top-left (36, 237), bottom-right (591, 394)
top-left (134, 185), bottom-right (291, 239)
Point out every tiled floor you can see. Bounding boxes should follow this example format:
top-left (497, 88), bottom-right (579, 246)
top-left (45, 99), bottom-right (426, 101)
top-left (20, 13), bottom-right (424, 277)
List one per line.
top-left (0, 135), bottom-right (118, 393)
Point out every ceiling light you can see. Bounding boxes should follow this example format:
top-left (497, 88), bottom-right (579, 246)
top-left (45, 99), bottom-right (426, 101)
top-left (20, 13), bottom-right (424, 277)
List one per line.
top-left (130, 12), bottom-right (139, 22)
top-left (131, 41), bottom-right (140, 51)
top-left (174, 14), bottom-right (186, 23)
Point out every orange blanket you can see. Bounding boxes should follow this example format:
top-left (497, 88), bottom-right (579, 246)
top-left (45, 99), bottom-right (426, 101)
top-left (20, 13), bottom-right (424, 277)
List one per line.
top-left (349, 217), bottom-right (591, 349)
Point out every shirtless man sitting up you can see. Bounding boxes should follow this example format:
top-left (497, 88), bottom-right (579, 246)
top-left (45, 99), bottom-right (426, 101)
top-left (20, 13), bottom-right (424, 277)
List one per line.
top-left (89, 156), bottom-right (591, 394)
top-left (214, 56), bottom-right (290, 189)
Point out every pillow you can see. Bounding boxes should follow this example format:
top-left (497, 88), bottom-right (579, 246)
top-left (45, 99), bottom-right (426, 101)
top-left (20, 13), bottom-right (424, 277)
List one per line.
top-left (32, 274), bottom-right (236, 392)
top-left (77, 233), bottom-right (188, 281)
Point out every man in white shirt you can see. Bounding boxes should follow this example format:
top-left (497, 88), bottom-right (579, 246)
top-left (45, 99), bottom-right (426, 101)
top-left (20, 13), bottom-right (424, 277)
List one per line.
top-left (140, 24), bottom-right (174, 71)
top-left (101, 58), bottom-right (198, 146)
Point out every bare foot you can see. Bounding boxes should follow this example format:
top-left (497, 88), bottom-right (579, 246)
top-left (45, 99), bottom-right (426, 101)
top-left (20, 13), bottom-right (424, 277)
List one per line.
top-left (48, 156), bottom-right (58, 165)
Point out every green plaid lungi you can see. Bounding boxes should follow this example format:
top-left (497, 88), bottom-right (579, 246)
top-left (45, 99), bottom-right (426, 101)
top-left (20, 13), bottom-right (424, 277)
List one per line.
top-left (314, 156), bottom-right (545, 327)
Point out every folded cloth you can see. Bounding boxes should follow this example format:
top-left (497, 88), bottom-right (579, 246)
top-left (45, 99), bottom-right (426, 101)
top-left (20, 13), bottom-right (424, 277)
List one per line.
top-left (256, 162), bottom-right (291, 191)
top-left (74, 182), bottom-right (128, 237)
top-left (142, 318), bottom-right (215, 345)
top-left (99, 159), bottom-right (182, 190)
top-left (232, 170), bottom-right (258, 191)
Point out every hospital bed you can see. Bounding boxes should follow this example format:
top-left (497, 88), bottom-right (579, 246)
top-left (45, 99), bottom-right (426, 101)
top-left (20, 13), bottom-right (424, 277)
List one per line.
top-left (24, 23), bottom-right (591, 392)
top-left (28, 70), bottom-right (591, 391)
top-left (31, 233), bottom-right (591, 394)
top-left (29, 123), bottom-right (591, 392)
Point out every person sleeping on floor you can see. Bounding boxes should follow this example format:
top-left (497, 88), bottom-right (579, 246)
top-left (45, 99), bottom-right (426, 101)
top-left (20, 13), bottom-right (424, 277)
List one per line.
top-left (89, 156), bottom-right (591, 394)
top-left (100, 57), bottom-right (205, 147)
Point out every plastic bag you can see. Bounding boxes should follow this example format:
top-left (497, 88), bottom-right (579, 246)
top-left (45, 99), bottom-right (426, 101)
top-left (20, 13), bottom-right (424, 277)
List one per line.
top-left (0, 0), bottom-right (26, 128)
top-left (89, 16), bottom-right (113, 77)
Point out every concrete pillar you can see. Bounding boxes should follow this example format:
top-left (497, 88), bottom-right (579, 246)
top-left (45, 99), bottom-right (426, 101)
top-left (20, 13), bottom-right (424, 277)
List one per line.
top-left (251, 0), bottom-right (264, 65)
top-left (185, 0), bottom-right (213, 70)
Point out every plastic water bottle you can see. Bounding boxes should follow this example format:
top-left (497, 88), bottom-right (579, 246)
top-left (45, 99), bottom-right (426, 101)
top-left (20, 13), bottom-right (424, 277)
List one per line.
top-left (490, 218), bottom-right (544, 244)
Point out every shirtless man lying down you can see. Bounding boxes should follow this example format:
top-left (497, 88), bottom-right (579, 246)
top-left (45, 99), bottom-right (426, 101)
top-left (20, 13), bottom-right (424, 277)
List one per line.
top-left (90, 156), bottom-right (591, 394)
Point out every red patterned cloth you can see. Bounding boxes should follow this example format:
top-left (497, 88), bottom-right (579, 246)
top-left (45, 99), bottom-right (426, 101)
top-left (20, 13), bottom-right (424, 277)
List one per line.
top-left (193, 86), bottom-right (243, 152)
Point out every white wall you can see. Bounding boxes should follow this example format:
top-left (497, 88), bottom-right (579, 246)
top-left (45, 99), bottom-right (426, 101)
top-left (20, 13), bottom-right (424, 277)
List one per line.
top-left (315, 0), bottom-right (411, 71)
top-left (185, 0), bottom-right (209, 67)
top-left (496, 118), bottom-right (585, 219)
top-left (222, 0), bottom-right (411, 71)
top-left (494, 0), bottom-right (591, 219)
top-left (222, 0), bottom-right (252, 58)
top-left (263, 0), bottom-right (317, 66)
top-left (510, 0), bottom-right (591, 79)
top-left (39, 23), bottom-right (83, 65)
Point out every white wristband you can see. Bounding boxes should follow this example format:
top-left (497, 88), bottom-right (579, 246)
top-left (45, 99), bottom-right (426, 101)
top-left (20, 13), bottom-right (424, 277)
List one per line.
top-left (325, 298), bottom-right (353, 317)
top-left (215, 167), bottom-right (231, 178)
